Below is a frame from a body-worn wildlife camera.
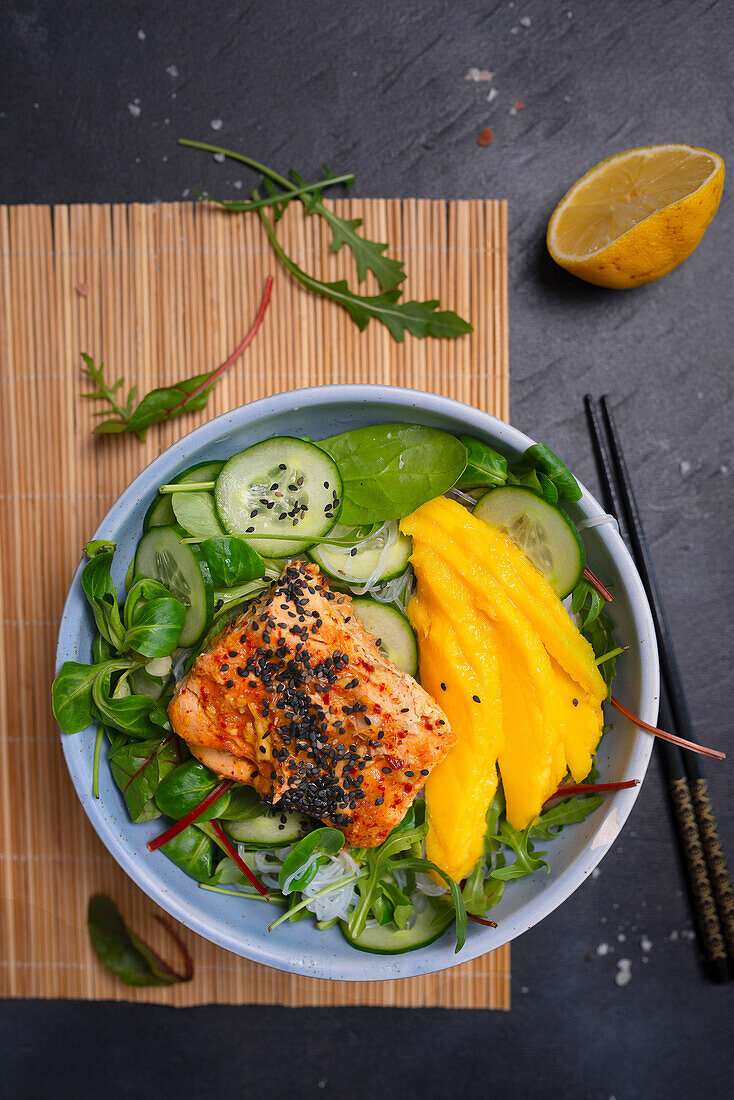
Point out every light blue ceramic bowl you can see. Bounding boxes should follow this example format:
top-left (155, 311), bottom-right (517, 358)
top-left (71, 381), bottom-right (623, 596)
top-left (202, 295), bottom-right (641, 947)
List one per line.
top-left (56, 385), bottom-right (659, 980)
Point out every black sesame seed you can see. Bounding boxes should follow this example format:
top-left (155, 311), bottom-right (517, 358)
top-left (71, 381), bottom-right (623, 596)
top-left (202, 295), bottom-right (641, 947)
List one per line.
top-left (246, 526), bottom-right (255, 533)
top-left (400, 707), bottom-right (409, 714)
top-left (440, 683), bottom-right (447, 691)
top-left (279, 463), bottom-right (287, 470)
top-left (220, 663), bottom-right (229, 672)
top-left (473, 695), bottom-right (481, 703)
top-left (420, 768), bottom-right (430, 776)
top-left (375, 797), bottom-right (384, 806)
top-left (405, 770), bottom-right (415, 777)
top-left (225, 680), bottom-right (234, 689)
top-left (572, 698), bottom-right (579, 707)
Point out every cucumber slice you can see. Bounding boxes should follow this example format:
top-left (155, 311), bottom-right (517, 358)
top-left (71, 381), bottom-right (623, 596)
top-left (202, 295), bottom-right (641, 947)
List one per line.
top-left (134, 524), bottom-right (214, 646)
top-left (144, 460), bottom-right (224, 532)
top-left (351, 598), bottom-right (418, 677)
top-left (339, 896), bottom-right (454, 954)
top-left (308, 522), bottom-right (412, 584)
top-left (223, 809), bottom-right (306, 848)
top-left (214, 437), bottom-right (342, 557)
top-left (473, 485), bottom-right (585, 598)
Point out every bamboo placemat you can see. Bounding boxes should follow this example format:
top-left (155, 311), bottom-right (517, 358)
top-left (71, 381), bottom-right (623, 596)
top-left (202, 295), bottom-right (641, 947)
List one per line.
top-left (0, 198), bottom-right (509, 1007)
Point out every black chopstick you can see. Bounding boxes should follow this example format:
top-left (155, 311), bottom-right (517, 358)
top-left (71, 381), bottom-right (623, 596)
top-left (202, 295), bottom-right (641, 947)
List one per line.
top-left (584, 395), bottom-right (731, 982)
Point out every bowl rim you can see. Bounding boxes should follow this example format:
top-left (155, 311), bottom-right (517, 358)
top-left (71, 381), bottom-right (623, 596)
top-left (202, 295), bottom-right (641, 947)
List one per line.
top-left (56, 383), bottom-right (659, 980)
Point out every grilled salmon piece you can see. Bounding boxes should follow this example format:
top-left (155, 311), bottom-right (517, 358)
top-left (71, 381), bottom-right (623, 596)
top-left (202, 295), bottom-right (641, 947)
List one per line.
top-left (168, 561), bottom-right (454, 847)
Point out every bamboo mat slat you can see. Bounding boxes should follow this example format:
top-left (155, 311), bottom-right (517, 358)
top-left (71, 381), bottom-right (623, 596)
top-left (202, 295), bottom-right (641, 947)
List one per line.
top-left (0, 198), bottom-right (509, 1008)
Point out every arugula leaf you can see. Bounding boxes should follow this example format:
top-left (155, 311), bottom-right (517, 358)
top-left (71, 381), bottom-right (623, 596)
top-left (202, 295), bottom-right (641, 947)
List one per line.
top-left (200, 537), bottom-right (266, 588)
top-left (529, 794), bottom-right (604, 840)
top-left (278, 827), bottom-right (345, 894)
top-left (488, 819), bottom-right (549, 881)
top-left (257, 202), bottom-right (471, 342)
top-left (319, 423), bottom-right (468, 524)
top-left (171, 491), bottom-right (226, 539)
top-left (179, 141), bottom-right (406, 292)
top-left (108, 736), bottom-right (180, 823)
top-left (88, 894), bottom-right (193, 987)
top-left (80, 277), bottom-right (271, 440)
top-left (398, 857), bottom-right (468, 952)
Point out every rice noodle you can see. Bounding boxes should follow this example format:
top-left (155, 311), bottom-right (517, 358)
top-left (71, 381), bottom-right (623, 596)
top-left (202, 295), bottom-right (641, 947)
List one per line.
top-left (576, 513), bottom-right (618, 532)
top-left (445, 487), bottom-right (480, 509)
top-left (348, 522), bottom-right (399, 594)
top-left (415, 871), bottom-right (448, 897)
top-left (301, 851), bottom-right (361, 922)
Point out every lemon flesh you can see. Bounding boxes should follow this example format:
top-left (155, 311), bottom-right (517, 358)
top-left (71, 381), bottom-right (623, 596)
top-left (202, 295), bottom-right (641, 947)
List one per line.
top-left (547, 144), bottom-right (724, 288)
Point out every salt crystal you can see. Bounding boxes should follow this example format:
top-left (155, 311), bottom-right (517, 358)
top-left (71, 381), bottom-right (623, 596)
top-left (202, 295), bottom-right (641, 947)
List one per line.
top-left (487, 88), bottom-right (498, 102)
top-left (669, 930), bottom-right (679, 941)
top-left (210, 118), bottom-right (224, 131)
top-left (213, 153), bottom-right (225, 163)
top-left (596, 942), bottom-right (611, 956)
top-left (233, 180), bottom-right (243, 190)
top-left (617, 933), bottom-right (626, 943)
top-left (679, 460), bottom-right (691, 475)
top-left (127, 103), bottom-right (141, 118)
top-left (591, 868), bottom-right (601, 880)
top-left (521, 985), bottom-right (529, 993)
top-left (720, 464), bottom-right (729, 475)
top-left (510, 26), bottom-right (519, 34)
top-left (640, 936), bottom-right (652, 953)
top-left (615, 959), bottom-right (632, 987)
top-left (519, 15), bottom-right (531, 27)
top-left (137, 28), bottom-right (146, 40)
top-left (465, 67), bottom-right (494, 82)
top-left (166, 65), bottom-right (179, 78)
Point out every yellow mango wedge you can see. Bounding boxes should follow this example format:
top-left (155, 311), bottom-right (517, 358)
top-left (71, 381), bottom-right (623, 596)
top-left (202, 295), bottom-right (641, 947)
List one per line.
top-left (402, 497), bottom-right (607, 851)
top-left (413, 497), bottom-right (605, 701)
top-left (408, 553), bottom-right (504, 881)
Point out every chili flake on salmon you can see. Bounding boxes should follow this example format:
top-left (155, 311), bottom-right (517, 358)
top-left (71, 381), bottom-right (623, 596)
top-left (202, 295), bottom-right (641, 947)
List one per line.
top-left (168, 561), bottom-right (454, 847)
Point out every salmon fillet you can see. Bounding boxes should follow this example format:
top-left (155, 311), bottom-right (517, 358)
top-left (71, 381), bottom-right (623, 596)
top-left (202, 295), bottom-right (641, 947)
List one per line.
top-left (168, 561), bottom-right (454, 847)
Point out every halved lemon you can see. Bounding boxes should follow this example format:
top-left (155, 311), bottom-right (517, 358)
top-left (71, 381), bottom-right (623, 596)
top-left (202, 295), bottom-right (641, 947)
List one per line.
top-left (547, 144), bottom-right (724, 289)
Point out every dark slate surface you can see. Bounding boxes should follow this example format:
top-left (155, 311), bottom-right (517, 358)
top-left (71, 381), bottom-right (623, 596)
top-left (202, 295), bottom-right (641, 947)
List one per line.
top-left (2, 1), bottom-right (733, 1096)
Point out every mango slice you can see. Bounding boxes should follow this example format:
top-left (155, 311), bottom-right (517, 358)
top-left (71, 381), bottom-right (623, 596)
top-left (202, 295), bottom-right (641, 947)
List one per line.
top-left (401, 497), bottom-right (607, 857)
top-left (408, 555), bottom-right (503, 881)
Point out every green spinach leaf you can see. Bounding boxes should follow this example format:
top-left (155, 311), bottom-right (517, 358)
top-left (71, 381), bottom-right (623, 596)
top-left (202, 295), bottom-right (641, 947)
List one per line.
top-left (159, 824), bottom-right (215, 882)
top-left (320, 423), bottom-right (467, 524)
top-left (512, 442), bottom-right (582, 503)
top-left (456, 435), bottom-right (508, 490)
top-left (201, 537), bottom-right (266, 588)
top-left (155, 760), bottom-right (233, 821)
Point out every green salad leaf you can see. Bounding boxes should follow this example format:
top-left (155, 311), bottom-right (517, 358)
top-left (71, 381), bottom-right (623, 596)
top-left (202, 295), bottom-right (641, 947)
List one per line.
top-left (511, 442), bottom-right (582, 503)
top-left (108, 736), bottom-right (181, 823)
top-left (172, 491), bottom-right (226, 539)
top-left (456, 435), bottom-right (508, 491)
top-left (320, 423), bottom-right (468, 524)
top-left (52, 661), bottom-right (102, 735)
top-left (278, 827), bottom-right (345, 894)
top-left (81, 546), bottom-right (125, 651)
top-left (201, 537), bottom-right (266, 589)
top-left (88, 894), bottom-right (192, 986)
top-left (257, 200), bottom-right (472, 342)
top-left (159, 825), bottom-right (215, 882)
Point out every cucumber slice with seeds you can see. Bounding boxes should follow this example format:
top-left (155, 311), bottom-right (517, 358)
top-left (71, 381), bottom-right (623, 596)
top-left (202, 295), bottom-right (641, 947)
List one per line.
top-left (223, 811), bottom-right (306, 848)
top-left (339, 896), bottom-right (454, 954)
top-left (473, 485), bottom-right (585, 598)
top-left (214, 437), bottom-right (342, 557)
top-left (351, 598), bottom-right (418, 677)
top-left (308, 522), bottom-right (412, 584)
top-left (134, 524), bottom-right (214, 646)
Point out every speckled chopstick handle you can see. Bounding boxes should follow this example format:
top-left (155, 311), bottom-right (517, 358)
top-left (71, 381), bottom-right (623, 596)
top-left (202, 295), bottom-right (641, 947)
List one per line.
top-left (689, 777), bottom-right (734, 961)
top-left (669, 777), bottom-right (728, 975)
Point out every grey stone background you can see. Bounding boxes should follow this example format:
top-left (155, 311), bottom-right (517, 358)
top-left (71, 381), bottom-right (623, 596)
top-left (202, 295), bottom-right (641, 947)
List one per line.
top-left (2, 1), bottom-right (732, 1096)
